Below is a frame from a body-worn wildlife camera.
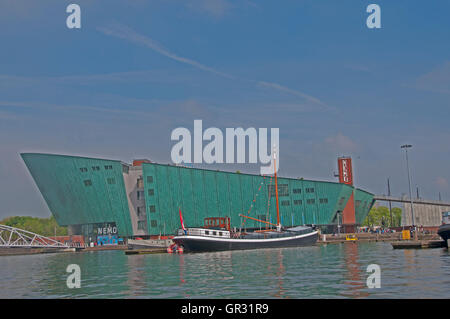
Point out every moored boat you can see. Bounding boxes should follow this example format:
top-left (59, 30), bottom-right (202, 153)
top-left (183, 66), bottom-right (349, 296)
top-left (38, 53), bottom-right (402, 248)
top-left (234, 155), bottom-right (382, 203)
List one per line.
top-left (173, 219), bottom-right (318, 252)
top-left (173, 147), bottom-right (319, 252)
top-left (437, 212), bottom-right (450, 247)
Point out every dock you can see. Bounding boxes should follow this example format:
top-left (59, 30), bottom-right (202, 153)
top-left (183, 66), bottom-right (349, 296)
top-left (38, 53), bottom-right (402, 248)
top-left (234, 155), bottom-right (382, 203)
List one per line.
top-left (391, 240), bottom-right (446, 249)
top-left (318, 232), bottom-right (442, 244)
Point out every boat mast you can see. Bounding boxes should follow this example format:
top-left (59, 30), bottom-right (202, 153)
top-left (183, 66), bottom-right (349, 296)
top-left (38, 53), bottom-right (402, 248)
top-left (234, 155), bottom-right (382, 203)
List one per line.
top-left (274, 145), bottom-right (281, 231)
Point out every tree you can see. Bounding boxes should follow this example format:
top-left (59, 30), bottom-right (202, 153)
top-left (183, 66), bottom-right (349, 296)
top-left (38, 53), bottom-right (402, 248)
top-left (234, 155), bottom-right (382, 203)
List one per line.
top-left (0, 216), bottom-right (68, 237)
top-left (363, 206), bottom-right (402, 227)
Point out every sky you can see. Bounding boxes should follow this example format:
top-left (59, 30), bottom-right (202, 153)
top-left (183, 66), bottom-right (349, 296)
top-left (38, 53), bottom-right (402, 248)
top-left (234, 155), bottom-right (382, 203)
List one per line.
top-left (0, 0), bottom-right (449, 219)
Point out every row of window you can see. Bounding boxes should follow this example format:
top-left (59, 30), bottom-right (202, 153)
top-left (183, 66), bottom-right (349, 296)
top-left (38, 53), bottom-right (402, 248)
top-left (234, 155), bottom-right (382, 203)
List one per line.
top-left (138, 189), bottom-right (155, 200)
top-left (205, 230), bottom-right (226, 236)
top-left (83, 178), bottom-right (116, 186)
top-left (136, 203), bottom-right (158, 215)
top-left (138, 220), bottom-right (157, 229)
top-left (268, 184), bottom-right (289, 197)
top-left (267, 185), bottom-right (316, 196)
top-left (80, 165), bottom-right (114, 173)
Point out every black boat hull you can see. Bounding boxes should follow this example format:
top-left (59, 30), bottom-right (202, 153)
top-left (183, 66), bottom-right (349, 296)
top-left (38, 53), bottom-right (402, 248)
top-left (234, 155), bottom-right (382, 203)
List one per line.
top-left (437, 224), bottom-right (450, 247)
top-left (173, 231), bottom-right (319, 252)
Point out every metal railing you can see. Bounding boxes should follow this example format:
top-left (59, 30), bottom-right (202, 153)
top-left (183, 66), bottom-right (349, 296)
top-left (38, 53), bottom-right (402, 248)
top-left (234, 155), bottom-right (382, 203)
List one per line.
top-left (0, 225), bottom-right (70, 248)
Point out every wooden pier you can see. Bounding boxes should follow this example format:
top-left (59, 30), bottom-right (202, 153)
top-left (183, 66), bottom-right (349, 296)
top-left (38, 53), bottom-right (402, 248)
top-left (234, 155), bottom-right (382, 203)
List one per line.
top-left (391, 240), bottom-right (446, 249)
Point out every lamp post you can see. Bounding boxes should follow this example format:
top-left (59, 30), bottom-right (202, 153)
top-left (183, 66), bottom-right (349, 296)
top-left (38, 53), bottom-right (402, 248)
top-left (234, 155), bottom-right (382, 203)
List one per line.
top-left (401, 144), bottom-right (417, 240)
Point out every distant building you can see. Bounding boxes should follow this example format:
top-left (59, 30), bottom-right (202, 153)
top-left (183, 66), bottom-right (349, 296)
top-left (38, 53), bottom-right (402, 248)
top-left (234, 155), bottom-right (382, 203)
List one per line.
top-left (21, 153), bottom-right (375, 239)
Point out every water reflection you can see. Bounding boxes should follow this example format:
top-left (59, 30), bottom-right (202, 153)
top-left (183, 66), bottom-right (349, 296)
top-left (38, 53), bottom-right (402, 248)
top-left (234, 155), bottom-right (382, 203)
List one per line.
top-left (1, 243), bottom-right (448, 298)
top-left (341, 242), bottom-right (369, 298)
top-left (125, 255), bottom-right (147, 297)
top-left (273, 249), bottom-right (286, 298)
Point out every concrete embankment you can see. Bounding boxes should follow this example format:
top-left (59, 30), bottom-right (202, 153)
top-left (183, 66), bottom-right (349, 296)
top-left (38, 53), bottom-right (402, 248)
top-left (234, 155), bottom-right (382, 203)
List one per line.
top-left (0, 247), bottom-right (76, 256)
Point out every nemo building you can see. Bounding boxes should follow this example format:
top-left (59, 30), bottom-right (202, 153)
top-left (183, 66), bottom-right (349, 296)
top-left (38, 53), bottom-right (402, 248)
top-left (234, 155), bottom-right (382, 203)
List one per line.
top-left (21, 153), bottom-right (374, 240)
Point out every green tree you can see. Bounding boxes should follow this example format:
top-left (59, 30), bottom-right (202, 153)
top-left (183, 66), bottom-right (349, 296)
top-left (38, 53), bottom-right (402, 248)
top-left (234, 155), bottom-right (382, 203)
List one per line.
top-left (363, 206), bottom-right (402, 227)
top-left (0, 216), bottom-right (67, 237)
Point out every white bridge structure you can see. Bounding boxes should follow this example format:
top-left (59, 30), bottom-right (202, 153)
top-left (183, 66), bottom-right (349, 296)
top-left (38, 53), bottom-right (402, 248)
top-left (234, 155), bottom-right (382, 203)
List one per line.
top-left (0, 224), bottom-right (70, 248)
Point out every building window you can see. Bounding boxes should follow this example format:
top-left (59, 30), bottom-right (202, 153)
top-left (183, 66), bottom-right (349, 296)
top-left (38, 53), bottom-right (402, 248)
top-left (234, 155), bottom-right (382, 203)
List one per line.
top-left (306, 187), bottom-right (315, 193)
top-left (307, 199), bottom-right (315, 204)
top-left (122, 165), bottom-right (129, 174)
top-left (149, 205), bottom-right (156, 213)
top-left (137, 178), bottom-right (144, 188)
top-left (147, 176), bottom-right (153, 183)
top-left (137, 190), bottom-right (145, 200)
top-left (137, 206), bottom-right (146, 215)
top-left (293, 188), bottom-right (302, 194)
top-left (257, 215), bottom-right (267, 221)
top-left (138, 221), bottom-right (147, 230)
top-left (355, 200), bottom-right (361, 208)
top-left (268, 184), bottom-right (289, 197)
top-left (107, 177), bottom-right (116, 185)
top-left (92, 166), bottom-right (100, 171)
top-left (151, 220), bottom-right (157, 228)
top-left (319, 198), bottom-right (328, 204)
top-left (104, 165), bottom-right (113, 170)
top-left (83, 180), bottom-right (92, 186)
top-left (294, 199), bottom-right (302, 205)
top-left (148, 189), bottom-right (154, 196)
top-left (281, 200), bottom-right (290, 206)
top-left (79, 167), bottom-right (88, 173)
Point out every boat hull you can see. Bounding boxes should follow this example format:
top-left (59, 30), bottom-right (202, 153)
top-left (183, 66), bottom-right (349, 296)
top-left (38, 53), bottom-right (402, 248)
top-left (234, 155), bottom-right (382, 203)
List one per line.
top-left (173, 231), bottom-right (319, 252)
top-left (437, 224), bottom-right (450, 247)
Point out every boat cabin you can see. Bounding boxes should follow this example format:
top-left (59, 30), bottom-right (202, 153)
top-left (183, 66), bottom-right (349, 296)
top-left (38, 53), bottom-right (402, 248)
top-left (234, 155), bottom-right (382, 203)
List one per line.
top-left (203, 217), bottom-right (231, 231)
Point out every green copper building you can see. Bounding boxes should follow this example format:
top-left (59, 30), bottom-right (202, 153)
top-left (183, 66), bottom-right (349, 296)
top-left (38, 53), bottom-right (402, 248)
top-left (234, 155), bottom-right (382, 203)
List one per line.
top-left (21, 153), bottom-right (375, 238)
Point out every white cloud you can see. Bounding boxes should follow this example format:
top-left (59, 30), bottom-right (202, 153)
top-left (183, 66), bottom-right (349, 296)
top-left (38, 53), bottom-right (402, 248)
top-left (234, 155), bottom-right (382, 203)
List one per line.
top-left (325, 133), bottom-right (358, 153)
top-left (436, 176), bottom-right (449, 189)
top-left (97, 24), bottom-right (235, 80)
top-left (184, 0), bottom-right (232, 18)
top-left (98, 24), bottom-right (327, 107)
top-left (257, 81), bottom-right (326, 106)
top-left (413, 61), bottom-right (450, 94)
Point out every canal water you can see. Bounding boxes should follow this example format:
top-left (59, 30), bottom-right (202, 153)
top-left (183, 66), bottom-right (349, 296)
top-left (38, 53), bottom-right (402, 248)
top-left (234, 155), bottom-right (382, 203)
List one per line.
top-left (0, 242), bottom-right (448, 298)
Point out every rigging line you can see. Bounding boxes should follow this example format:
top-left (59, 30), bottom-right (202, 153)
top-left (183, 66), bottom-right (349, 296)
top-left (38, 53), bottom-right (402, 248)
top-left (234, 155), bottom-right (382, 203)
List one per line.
top-left (241, 175), bottom-right (267, 227)
top-left (266, 175), bottom-right (273, 229)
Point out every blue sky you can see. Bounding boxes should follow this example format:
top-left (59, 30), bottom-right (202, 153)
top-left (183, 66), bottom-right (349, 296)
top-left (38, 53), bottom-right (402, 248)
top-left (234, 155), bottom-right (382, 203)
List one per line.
top-left (0, 0), bottom-right (449, 219)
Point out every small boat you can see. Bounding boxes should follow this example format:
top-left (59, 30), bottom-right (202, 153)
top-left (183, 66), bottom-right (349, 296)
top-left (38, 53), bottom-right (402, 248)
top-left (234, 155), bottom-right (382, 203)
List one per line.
top-left (127, 238), bottom-right (173, 249)
top-left (173, 147), bottom-right (318, 252)
top-left (437, 212), bottom-right (450, 247)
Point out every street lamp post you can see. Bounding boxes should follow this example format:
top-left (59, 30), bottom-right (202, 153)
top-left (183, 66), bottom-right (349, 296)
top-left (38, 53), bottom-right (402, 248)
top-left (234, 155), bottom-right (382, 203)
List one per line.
top-left (401, 144), bottom-right (417, 240)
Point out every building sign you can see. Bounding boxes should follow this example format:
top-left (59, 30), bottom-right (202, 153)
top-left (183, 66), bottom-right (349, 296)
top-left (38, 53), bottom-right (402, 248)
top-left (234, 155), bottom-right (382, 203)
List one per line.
top-left (82, 222), bottom-right (123, 246)
top-left (338, 157), bottom-right (353, 186)
top-left (97, 223), bottom-right (118, 236)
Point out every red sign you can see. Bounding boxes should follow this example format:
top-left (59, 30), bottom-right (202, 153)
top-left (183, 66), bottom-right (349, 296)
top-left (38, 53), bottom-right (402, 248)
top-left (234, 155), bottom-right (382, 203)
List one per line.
top-left (338, 157), bottom-right (353, 186)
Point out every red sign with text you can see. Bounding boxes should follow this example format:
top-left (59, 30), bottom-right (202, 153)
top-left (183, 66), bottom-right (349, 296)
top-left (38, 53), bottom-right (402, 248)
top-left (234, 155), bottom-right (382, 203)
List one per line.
top-left (338, 157), bottom-right (353, 186)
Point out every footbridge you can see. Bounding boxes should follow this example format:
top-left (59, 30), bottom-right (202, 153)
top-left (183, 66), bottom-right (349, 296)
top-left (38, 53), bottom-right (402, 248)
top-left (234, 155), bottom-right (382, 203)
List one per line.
top-left (0, 225), bottom-right (70, 248)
